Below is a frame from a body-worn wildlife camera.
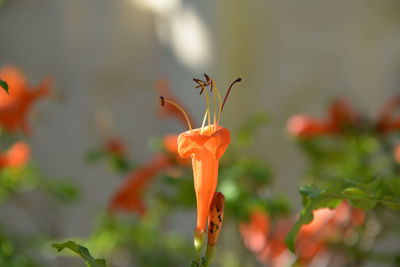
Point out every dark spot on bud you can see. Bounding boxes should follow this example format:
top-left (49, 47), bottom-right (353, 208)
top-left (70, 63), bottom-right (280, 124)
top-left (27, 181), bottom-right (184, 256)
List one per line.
top-left (159, 96), bottom-right (165, 106)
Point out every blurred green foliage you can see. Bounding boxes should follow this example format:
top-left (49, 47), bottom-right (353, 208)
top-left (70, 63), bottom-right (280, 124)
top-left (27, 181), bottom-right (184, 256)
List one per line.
top-left (0, 79), bottom-right (9, 95)
top-left (286, 117), bottom-right (400, 265)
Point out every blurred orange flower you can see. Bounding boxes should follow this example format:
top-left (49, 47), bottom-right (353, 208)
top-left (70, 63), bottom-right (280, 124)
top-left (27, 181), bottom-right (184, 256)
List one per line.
top-left (0, 65), bottom-right (51, 134)
top-left (163, 134), bottom-right (190, 166)
top-left (240, 201), bottom-right (365, 266)
top-left (377, 95), bottom-right (400, 133)
top-left (286, 114), bottom-right (333, 138)
top-left (0, 141), bottom-right (30, 169)
top-left (105, 137), bottom-right (126, 157)
top-left (287, 98), bottom-right (358, 138)
top-left (108, 155), bottom-right (171, 215)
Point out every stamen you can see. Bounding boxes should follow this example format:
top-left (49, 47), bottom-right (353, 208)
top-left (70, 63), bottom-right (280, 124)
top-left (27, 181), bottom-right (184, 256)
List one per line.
top-left (200, 83), bottom-right (211, 127)
top-left (193, 78), bottom-right (206, 95)
top-left (159, 96), bottom-right (192, 131)
top-left (212, 80), bottom-right (222, 125)
top-left (220, 77), bottom-right (242, 113)
top-left (201, 110), bottom-right (209, 134)
top-left (204, 74), bottom-right (211, 90)
top-left (213, 82), bottom-right (216, 125)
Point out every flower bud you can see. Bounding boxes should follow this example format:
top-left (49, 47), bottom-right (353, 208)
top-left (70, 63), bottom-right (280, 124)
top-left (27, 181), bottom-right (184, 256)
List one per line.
top-left (207, 192), bottom-right (225, 247)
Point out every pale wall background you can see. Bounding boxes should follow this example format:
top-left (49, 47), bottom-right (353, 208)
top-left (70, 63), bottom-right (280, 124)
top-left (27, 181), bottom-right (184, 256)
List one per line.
top-left (1, 0), bottom-right (400, 266)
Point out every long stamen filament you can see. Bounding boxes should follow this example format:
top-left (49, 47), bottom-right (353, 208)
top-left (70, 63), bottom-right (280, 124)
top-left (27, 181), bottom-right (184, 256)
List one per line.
top-left (201, 110), bottom-right (209, 134)
top-left (159, 96), bottom-right (192, 131)
top-left (212, 82), bottom-right (216, 126)
top-left (200, 84), bottom-right (211, 127)
top-left (220, 77), bottom-right (242, 114)
top-left (212, 80), bottom-right (223, 125)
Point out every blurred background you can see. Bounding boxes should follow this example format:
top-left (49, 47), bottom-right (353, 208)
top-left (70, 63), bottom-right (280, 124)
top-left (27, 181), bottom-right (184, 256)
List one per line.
top-left (1, 0), bottom-right (400, 266)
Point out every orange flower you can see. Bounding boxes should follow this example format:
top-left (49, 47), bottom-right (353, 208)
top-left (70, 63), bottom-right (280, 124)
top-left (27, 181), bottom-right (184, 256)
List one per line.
top-left (239, 210), bottom-right (270, 253)
top-left (328, 98), bottom-right (359, 130)
top-left (377, 94), bottom-right (400, 133)
top-left (0, 65), bottom-right (51, 134)
top-left (160, 74), bottom-right (240, 253)
top-left (287, 98), bottom-right (358, 138)
top-left (105, 137), bottom-right (126, 157)
top-left (162, 134), bottom-right (190, 166)
top-left (0, 141), bottom-right (30, 169)
top-left (178, 125), bottom-right (230, 232)
top-left (108, 155), bottom-right (171, 215)
top-left (286, 114), bottom-right (333, 138)
top-left (240, 201), bottom-right (365, 266)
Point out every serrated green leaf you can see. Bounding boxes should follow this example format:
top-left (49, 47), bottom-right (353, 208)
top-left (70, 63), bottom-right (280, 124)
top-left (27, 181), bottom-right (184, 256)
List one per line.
top-left (0, 78), bottom-right (9, 95)
top-left (52, 241), bottom-right (106, 267)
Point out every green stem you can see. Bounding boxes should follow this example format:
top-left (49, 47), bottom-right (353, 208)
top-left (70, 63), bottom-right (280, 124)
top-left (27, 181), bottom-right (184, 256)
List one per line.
top-left (204, 245), bottom-right (216, 267)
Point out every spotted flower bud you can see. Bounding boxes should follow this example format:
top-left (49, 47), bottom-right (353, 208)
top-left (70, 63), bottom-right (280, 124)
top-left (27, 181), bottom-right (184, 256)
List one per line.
top-left (207, 192), bottom-right (225, 247)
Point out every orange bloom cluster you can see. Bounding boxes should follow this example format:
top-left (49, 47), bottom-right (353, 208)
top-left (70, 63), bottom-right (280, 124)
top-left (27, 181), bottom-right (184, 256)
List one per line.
top-left (287, 98), bottom-right (358, 138)
top-left (240, 201), bottom-right (364, 266)
top-left (0, 142), bottom-right (30, 170)
top-left (288, 95), bottom-right (400, 138)
top-left (108, 155), bottom-right (171, 215)
top-left (0, 65), bottom-right (51, 134)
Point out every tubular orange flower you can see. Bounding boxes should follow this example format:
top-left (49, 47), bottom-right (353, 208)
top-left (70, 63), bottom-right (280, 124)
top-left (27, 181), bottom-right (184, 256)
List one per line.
top-left (178, 124), bottom-right (230, 232)
top-left (0, 65), bottom-right (51, 134)
top-left (286, 114), bottom-right (333, 138)
top-left (160, 74), bottom-right (240, 256)
top-left (108, 155), bottom-right (171, 215)
top-left (287, 98), bottom-right (358, 138)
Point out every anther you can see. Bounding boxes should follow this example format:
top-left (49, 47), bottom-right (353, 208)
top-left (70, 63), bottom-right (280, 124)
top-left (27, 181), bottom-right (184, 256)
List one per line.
top-left (159, 96), bottom-right (192, 130)
top-left (204, 73), bottom-right (210, 83)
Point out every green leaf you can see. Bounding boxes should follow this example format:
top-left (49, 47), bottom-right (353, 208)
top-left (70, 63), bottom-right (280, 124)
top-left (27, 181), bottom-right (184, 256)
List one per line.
top-left (299, 185), bottom-right (322, 199)
top-left (386, 178), bottom-right (400, 197)
top-left (342, 187), bottom-right (377, 210)
top-left (0, 78), bottom-right (9, 95)
top-left (285, 197), bottom-right (320, 253)
top-left (52, 241), bottom-right (106, 267)
top-left (382, 195), bottom-right (400, 211)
